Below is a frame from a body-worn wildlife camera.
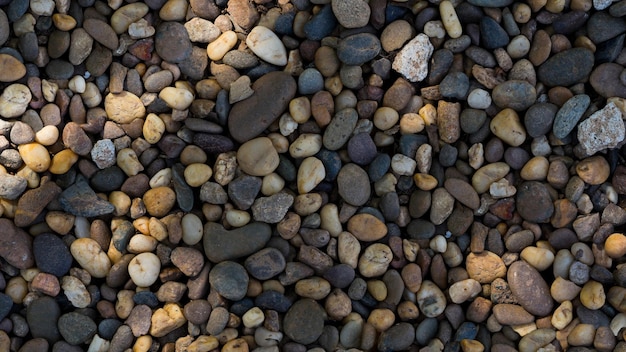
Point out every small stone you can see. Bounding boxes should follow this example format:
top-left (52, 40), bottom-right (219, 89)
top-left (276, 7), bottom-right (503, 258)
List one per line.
top-left (0, 54), bottom-right (26, 82)
top-left (416, 280), bottom-right (447, 318)
top-left (104, 91), bottom-right (145, 124)
top-left (492, 80), bottom-right (536, 111)
top-left (466, 251), bottom-right (507, 283)
top-left (283, 299), bottom-right (325, 344)
top-left (358, 243), bottom-right (393, 278)
top-left (577, 102), bottom-right (625, 156)
top-left (155, 22), bottom-right (192, 63)
top-left (58, 312), bottom-right (97, 345)
top-left (143, 186), bottom-right (176, 217)
top-left (252, 192), bottom-right (294, 223)
top-left (150, 303), bottom-right (186, 338)
top-left (203, 222), bottom-right (271, 262)
top-left (392, 34), bottom-right (434, 82)
top-left (0, 83), bottom-right (31, 118)
top-left (516, 181), bottom-right (554, 223)
top-left (246, 26), bottom-right (287, 66)
top-left (576, 156), bottom-right (610, 185)
top-left (70, 238), bottom-right (111, 278)
top-left (553, 94), bottom-right (591, 139)
top-left (337, 163), bottom-right (370, 206)
top-left (83, 19), bottom-right (118, 50)
top-left (537, 47), bottom-right (595, 87)
top-left (209, 261), bottom-right (249, 301)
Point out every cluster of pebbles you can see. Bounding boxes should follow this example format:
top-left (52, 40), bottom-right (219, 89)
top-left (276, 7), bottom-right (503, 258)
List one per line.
top-left (4, 0), bottom-right (626, 351)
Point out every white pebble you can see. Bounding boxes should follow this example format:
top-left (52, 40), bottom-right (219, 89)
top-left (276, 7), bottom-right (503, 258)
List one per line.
top-left (68, 75), bottom-right (86, 94)
top-left (182, 213), bottom-right (203, 245)
top-left (246, 26), bottom-right (287, 66)
top-left (73, 217), bottom-right (90, 238)
top-left (149, 168), bottom-right (172, 188)
top-left (128, 252), bottom-right (161, 287)
top-left (279, 113), bottom-right (298, 136)
top-left (289, 133), bottom-right (322, 158)
top-left (225, 209), bottom-right (251, 227)
top-left (531, 135), bottom-right (551, 156)
top-left (391, 154), bottom-right (417, 176)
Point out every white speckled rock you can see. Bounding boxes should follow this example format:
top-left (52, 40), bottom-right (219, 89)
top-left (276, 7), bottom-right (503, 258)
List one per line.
top-left (577, 102), bottom-right (625, 156)
top-left (392, 34), bottom-right (433, 82)
top-left (246, 26), bottom-right (287, 66)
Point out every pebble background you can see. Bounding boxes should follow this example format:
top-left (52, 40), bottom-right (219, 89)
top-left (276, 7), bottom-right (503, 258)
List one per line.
top-left (1, 0), bottom-right (626, 351)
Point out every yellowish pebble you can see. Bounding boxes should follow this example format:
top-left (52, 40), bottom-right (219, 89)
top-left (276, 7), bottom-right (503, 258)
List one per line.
top-left (49, 149), bottom-right (78, 174)
top-left (18, 143), bottom-right (50, 172)
top-left (184, 163), bottom-right (212, 187)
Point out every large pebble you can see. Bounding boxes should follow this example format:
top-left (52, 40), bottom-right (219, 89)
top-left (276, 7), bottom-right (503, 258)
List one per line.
top-left (358, 243), bottom-right (392, 278)
top-left (337, 163), bottom-right (370, 206)
top-left (508, 260), bottom-right (554, 316)
top-left (155, 22), bottom-right (192, 63)
top-left (70, 238), bottom-right (111, 278)
top-left (0, 83), bottom-right (31, 118)
top-left (229, 72), bottom-right (297, 143)
top-left (203, 222), bottom-right (271, 262)
top-left (416, 280), bottom-right (447, 317)
top-left (246, 26), bottom-right (287, 66)
top-left (537, 48), bottom-right (594, 86)
top-left (347, 213), bottom-right (387, 241)
top-left (104, 91), bottom-right (145, 124)
top-left (577, 102), bottom-right (625, 156)
top-left (0, 54), bottom-right (26, 82)
top-left (492, 80), bottom-right (536, 111)
top-left (332, 0), bottom-right (371, 28)
top-left (209, 261), bottom-right (249, 301)
top-left (0, 219), bottom-right (34, 269)
top-left (490, 108), bottom-right (527, 146)
top-left (237, 137), bottom-right (279, 177)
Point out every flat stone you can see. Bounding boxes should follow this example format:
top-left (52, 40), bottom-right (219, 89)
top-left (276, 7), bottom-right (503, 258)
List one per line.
top-left (245, 248), bottom-right (286, 280)
top-left (228, 71), bottom-right (297, 143)
top-left (83, 19), bottom-right (118, 50)
top-left (203, 222), bottom-right (272, 262)
top-left (0, 218), bottom-right (34, 269)
top-left (14, 177), bottom-right (61, 227)
top-left (337, 33), bottom-right (381, 65)
top-left (59, 176), bottom-right (115, 217)
top-left (154, 21), bottom-right (192, 63)
top-left (516, 181), bottom-right (554, 223)
top-left (337, 163), bottom-right (371, 206)
top-left (553, 95), bottom-right (590, 139)
top-left (283, 299), bottom-right (325, 344)
top-left (33, 233), bottom-right (72, 277)
top-left (587, 11), bottom-right (626, 44)
top-left (58, 312), bottom-right (97, 345)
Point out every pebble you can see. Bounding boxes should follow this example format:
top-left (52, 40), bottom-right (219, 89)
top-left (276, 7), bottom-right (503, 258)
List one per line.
top-left (283, 299), bottom-right (325, 344)
top-left (154, 21), bottom-right (192, 63)
top-left (209, 261), bottom-right (249, 301)
top-left (508, 260), bottom-right (554, 316)
top-left (337, 163), bottom-right (370, 206)
top-left (247, 26), bottom-right (287, 66)
top-left (537, 47), bottom-right (595, 86)
top-left (0, 84), bottom-right (31, 118)
top-left (492, 80), bottom-right (536, 111)
top-left (577, 102), bottom-right (626, 156)
top-left (337, 33), bottom-right (381, 66)
top-left (332, 0), bottom-right (371, 29)
top-left (392, 34), bottom-right (433, 82)
top-left (203, 222), bottom-right (271, 262)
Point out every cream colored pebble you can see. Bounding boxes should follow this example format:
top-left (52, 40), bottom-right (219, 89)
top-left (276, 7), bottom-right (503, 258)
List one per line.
top-left (439, 1), bottom-right (462, 39)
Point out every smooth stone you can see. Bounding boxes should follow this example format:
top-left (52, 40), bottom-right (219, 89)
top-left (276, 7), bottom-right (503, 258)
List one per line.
top-left (203, 222), bottom-right (271, 262)
top-left (0, 83), bottom-right (31, 118)
top-left (445, 178), bottom-right (480, 209)
top-left (490, 108), bottom-right (527, 146)
top-left (70, 238), bottom-right (111, 278)
top-left (209, 261), bottom-right (249, 301)
top-left (590, 63), bottom-right (626, 98)
top-left (587, 11), bottom-right (626, 44)
top-left (155, 21), bottom-right (192, 63)
top-left (58, 312), bottom-right (97, 345)
top-left (377, 323), bottom-right (415, 352)
top-left (14, 178), bottom-right (61, 227)
top-left (492, 80), bottom-right (536, 111)
top-left (347, 213), bottom-right (387, 241)
top-left (229, 72), bottom-right (297, 143)
top-left (480, 17), bottom-right (509, 49)
top-left (537, 48), bottom-right (595, 86)
top-left (0, 218), bottom-right (34, 269)
top-left (439, 71), bottom-right (469, 99)
top-left (104, 91), bottom-right (145, 124)
top-left (246, 26), bottom-right (287, 66)
top-left (337, 163), bottom-right (371, 206)
top-left (516, 181), bottom-right (554, 223)
top-left (323, 108), bottom-right (358, 150)
top-left (255, 290), bottom-right (292, 313)
top-left (347, 132), bottom-right (377, 165)
top-left (303, 5), bottom-right (337, 41)
top-left (283, 299), bottom-right (325, 344)
top-left (553, 94), bottom-right (591, 139)
top-left (337, 33), bottom-right (381, 66)
top-left (298, 68), bottom-right (324, 95)
top-left (245, 248), bottom-right (286, 280)
top-left (332, 0), bottom-right (370, 28)
top-left (525, 103), bottom-right (557, 138)
top-left (27, 296), bottom-right (61, 343)
top-left (0, 173), bottom-right (27, 200)
top-left (416, 280), bottom-right (447, 318)
top-left (83, 18), bottom-right (118, 50)
top-left (33, 233), bottom-right (72, 277)
top-left (297, 157), bottom-right (325, 194)
top-left (508, 260), bottom-right (554, 316)
top-left (237, 137), bottom-right (279, 176)
top-left (0, 53), bottom-right (26, 82)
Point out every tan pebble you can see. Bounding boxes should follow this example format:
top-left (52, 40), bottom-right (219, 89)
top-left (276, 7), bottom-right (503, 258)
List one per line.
top-left (222, 337), bottom-right (248, 352)
top-left (576, 156), bottom-right (610, 185)
top-left (358, 243), bottom-right (392, 278)
top-left (320, 203), bottom-right (342, 237)
top-left (110, 3), bottom-right (149, 34)
top-left (440, 1), bottom-right (462, 39)
top-left (520, 156), bottom-right (549, 181)
top-left (31, 272), bottom-right (60, 296)
top-left (568, 323), bottom-right (595, 346)
top-left (401, 263), bottom-right (422, 292)
top-left (373, 107), bottom-right (399, 131)
top-left (117, 148), bottom-right (144, 176)
top-left (127, 233), bottom-right (157, 253)
top-left (325, 288), bottom-right (352, 321)
top-left (472, 162), bottom-right (510, 194)
top-left (159, 0), bottom-right (188, 21)
top-left (293, 193), bottom-right (322, 216)
top-left (367, 308), bottom-right (396, 332)
top-left (150, 303), bottom-right (187, 338)
top-left (367, 280), bottom-right (388, 301)
top-left (493, 304), bottom-right (535, 325)
top-left (45, 211), bottom-right (75, 235)
top-left (70, 238), bottom-right (111, 278)
top-left (207, 31), bottom-right (238, 61)
top-left (0, 54), bottom-right (26, 82)
top-left (551, 300), bottom-right (573, 330)
top-left (104, 91), bottom-right (145, 124)
top-left (5, 277), bottom-right (28, 304)
top-left (237, 137), bottom-right (279, 177)
top-left (143, 113), bottom-right (165, 144)
top-left (35, 125), bottom-right (59, 146)
top-left (143, 186), bottom-right (176, 217)
top-left (49, 149), bottom-right (78, 175)
top-left (297, 157), bottom-right (325, 194)
top-left (580, 280), bottom-right (605, 310)
top-left (416, 280), bottom-right (447, 318)
top-left (338, 231), bottom-right (361, 268)
top-left (400, 113), bottom-right (425, 134)
top-left (180, 145), bottom-right (208, 165)
top-left (133, 336), bottom-right (152, 352)
top-left (18, 142), bottom-right (50, 172)
top-left (289, 133), bottom-right (322, 158)
top-left (295, 277), bottom-right (331, 300)
top-left (397, 301), bottom-right (420, 321)
top-left (449, 278), bottom-right (482, 304)
top-left (184, 163), bottom-right (212, 187)
top-left (52, 13), bottom-right (77, 31)
top-left (381, 20), bottom-right (414, 52)
top-left (159, 87), bottom-right (194, 110)
top-left (466, 251), bottom-right (507, 283)
top-left (225, 209), bottom-right (251, 227)
top-left (81, 82), bottom-right (102, 107)
top-left (437, 101), bottom-right (461, 143)
top-left (148, 217), bottom-right (168, 241)
top-left (128, 252), bottom-right (161, 287)
top-left (490, 108), bottom-right (526, 146)
top-left (242, 307), bottom-right (264, 328)
top-left (347, 213), bottom-right (387, 242)
top-left (520, 246), bottom-right (554, 271)
top-left (267, 132), bottom-right (289, 153)
top-left (413, 173), bottom-right (438, 190)
top-left (261, 173), bottom-right (285, 196)
top-left (605, 233), bottom-right (626, 258)
top-left (551, 277), bottom-right (581, 303)
top-left (289, 96), bottom-right (311, 123)
top-left (61, 275), bottom-right (90, 308)
top-left (149, 168), bottom-right (172, 189)
top-left (460, 339), bottom-right (484, 352)
top-left (518, 328), bottom-right (555, 352)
